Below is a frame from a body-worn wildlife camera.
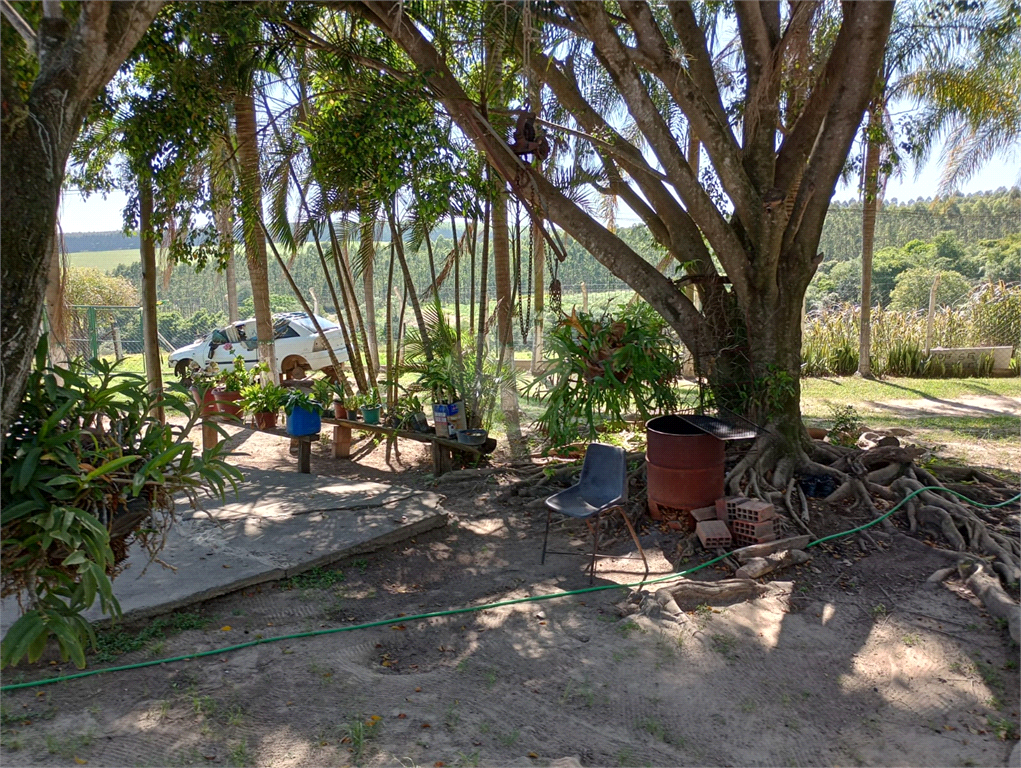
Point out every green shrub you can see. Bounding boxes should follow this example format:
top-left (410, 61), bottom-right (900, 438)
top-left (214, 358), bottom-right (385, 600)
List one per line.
top-left (1, 338), bottom-right (240, 669)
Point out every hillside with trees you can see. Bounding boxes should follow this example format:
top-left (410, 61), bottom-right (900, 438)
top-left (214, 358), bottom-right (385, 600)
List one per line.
top-left (79, 187), bottom-right (1018, 350)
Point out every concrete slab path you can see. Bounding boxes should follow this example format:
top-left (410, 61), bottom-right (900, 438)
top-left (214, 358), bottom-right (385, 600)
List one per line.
top-left (1, 467), bottom-right (447, 633)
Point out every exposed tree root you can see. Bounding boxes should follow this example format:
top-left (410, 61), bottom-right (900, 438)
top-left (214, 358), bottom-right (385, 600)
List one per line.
top-left (725, 433), bottom-right (1020, 591)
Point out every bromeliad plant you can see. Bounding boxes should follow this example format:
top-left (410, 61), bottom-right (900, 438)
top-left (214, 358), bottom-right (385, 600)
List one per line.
top-left (1, 338), bottom-right (241, 669)
top-left (528, 302), bottom-right (684, 447)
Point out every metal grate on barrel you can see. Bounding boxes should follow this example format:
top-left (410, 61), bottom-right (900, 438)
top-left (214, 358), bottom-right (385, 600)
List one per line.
top-left (676, 414), bottom-right (757, 441)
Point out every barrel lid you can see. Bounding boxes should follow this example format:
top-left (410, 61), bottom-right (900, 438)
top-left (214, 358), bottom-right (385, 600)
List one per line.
top-left (650, 413), bottom-right (757, 441)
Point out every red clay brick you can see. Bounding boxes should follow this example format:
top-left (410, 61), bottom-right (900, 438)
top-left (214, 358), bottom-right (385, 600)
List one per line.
top-left (731, 518), bottom-right (777, 539)
top-left (696, 520), bottom-right (732, 549)
top-left (733, 499), bottom-right (775, 523)
top-left (690, 506), bottom-right (718, 523)
top-left (717, 496), bottom-right (749, 522)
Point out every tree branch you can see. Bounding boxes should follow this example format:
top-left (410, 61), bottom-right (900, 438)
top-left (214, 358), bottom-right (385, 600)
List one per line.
top-left (776, 2), bottom-right (893, 196)
top-left (733, 1), bottom-right (783, 193)
top-left (531, 54), bottom-right (709, 263)
top-left (0, 0), bottom-right (36, 48)
top-left (618, 1), bottom-right (761, 234)
top-left (566, 1), bottom-right (750, 302)
top-left (784, 2), bottom-right (895, 268)
top-left (354, 0), bottom-right (713, 354)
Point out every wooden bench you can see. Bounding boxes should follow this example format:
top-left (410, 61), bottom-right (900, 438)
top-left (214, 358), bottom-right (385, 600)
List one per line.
top-left (321, 417), bottom-right (495, 477)
top-left (201, 418), bottom-right (318, 473)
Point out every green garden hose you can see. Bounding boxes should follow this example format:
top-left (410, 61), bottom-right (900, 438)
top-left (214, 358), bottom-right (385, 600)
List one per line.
top-left (2, 485), bottom-right (1017, 693)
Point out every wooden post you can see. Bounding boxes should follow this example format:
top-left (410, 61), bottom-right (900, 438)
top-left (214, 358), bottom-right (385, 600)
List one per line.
top-left (581, 281), bottom-right (588, 313)
top-left (298, 438), bottom-right (311, 474)
top-left (925, 273), bottom-right (942, 356)
top-left (333, 423), bottom-right (352, 459)
top-left (111, 323), bottom-right (123, 361)
top-left (201, 422), bottom-right (219, 452)
top-left (139, 173), bottom-right (165, 424)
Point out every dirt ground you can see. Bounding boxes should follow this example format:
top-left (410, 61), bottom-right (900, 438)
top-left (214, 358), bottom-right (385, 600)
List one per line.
top-left (2, 429), bottom-right (1019, 767)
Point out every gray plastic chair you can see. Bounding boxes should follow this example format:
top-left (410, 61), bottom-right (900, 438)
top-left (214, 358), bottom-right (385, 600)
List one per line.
top-left (541, 443), bottom-right (648, 583)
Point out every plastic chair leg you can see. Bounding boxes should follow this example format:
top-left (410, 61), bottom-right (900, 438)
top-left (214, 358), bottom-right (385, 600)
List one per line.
top-left (585, 518), bottom-right (599, 584)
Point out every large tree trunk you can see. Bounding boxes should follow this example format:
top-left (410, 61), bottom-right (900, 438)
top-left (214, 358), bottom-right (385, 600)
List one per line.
top-left (234, 89), bottom-right (278, 382)
top-left (858, 103), bottom-right (883, 378)
top-left (139, 173), bottom-right (165, 423)
top-left (0, 0), bottom-right (162, 434)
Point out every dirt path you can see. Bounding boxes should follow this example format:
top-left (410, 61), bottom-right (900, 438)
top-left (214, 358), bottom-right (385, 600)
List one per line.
top-left (2, 437), bottom-right (1018, 767)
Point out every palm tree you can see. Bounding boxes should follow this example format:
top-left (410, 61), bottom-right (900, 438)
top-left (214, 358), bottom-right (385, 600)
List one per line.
top-left (905, 0), bottom-right (1020, 194)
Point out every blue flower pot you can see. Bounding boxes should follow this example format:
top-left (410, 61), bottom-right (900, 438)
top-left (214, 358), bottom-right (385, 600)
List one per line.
top-left (360, 404), bottom-right (381, 425)
top-left (286, 405), bottom-right (321, 436)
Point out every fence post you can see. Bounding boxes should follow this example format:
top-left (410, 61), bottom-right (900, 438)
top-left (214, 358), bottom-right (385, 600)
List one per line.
top-left (111, 323), bottom-right (123, 361)
top-left (925, 273), bottom-right (942, 356)
top-left (87, 306), bottom-right (98, 359)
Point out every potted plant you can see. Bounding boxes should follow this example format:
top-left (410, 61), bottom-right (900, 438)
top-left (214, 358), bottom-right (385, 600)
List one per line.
top-left (283, 389), bottom-right (323, 436)
top-left (387, 392), bottom-right (429, 431)
top-left (214, 357), bottom-right (254, 421)
top-left (311, 377), bottom-right (347, 419)
top-left (352, 388), bottom-right (382, 425)
top-left (189, 368), bottom-right (219, 418)
top-left (240, 381), bottom-right (287, 430)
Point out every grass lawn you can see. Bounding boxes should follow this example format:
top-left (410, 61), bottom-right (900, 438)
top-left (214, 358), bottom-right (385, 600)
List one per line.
top-left (801, 375), bottom-right (1019, 472)
top-left (801, 376), bottom-right (1020, 405)
top-left (68, 249), bottom-right (140, 271)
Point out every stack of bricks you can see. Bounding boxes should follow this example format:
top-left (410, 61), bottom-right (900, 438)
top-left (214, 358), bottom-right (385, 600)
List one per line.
top-left (697, 496), bottom-right (781, 548)
top-left (716, 496), bottom-right (750, 524)
top-left (728, 499), bottom-right (780, 545)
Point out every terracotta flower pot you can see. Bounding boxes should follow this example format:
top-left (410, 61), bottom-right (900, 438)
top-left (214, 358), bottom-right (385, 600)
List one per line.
top-left (333, 402), bottom-right (348, 420)
top-left (214, 389), bottom-right (244, 420)
top-left (191, 387), bottom-right (218, 418)
top-left (253, 411), bottom-right (278, 431)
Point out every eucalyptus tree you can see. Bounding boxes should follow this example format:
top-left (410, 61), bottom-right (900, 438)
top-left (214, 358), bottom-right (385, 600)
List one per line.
top-left (1, 0), bottom-right (161, 435)
top-left (339, 0), bottom-right (894, 478)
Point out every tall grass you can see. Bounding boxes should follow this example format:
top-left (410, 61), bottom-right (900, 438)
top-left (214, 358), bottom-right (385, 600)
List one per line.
top-left (802, 282), bottom-right (1019, 378)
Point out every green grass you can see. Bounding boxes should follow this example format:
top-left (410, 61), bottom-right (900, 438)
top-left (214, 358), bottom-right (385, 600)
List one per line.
top-left (94, 612), bottom-right (208, 662)
top-left (285, 567), bottom-right (346, 590)
top-left (801, 376), bottom-right (1020, 404)
top-left (68, 249), bottom-right (140, 271)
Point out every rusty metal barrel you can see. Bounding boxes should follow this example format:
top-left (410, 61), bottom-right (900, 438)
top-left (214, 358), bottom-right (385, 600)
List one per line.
top-left (646, 415), bottom-right (725, 527)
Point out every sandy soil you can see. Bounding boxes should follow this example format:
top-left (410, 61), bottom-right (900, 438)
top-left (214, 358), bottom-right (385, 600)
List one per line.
top-left (2, 430), bottom-right (1019, 767)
